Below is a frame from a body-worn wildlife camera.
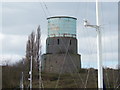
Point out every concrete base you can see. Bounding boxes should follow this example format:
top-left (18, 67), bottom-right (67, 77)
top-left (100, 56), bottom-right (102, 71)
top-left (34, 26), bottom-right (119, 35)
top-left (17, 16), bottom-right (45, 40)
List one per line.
top-left (42, 53), bottom-right (81, 73)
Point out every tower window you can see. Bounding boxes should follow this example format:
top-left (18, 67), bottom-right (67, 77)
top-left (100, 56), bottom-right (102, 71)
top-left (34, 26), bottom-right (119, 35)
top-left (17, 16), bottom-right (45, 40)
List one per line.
top-left (70, 40), bottom-right (71, 45)
top-left (47, 40), bottom-right (49, 45)
top-left (57, 39), bottom-right (59, 45)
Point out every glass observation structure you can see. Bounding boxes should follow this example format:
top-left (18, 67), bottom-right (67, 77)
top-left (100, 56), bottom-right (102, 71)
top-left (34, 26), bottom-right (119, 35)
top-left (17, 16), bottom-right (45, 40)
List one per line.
top-left (47, 16), bottom-right (77, 38)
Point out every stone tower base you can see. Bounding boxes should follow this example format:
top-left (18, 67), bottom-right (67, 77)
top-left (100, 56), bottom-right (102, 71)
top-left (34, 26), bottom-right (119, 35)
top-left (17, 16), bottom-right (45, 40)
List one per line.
top-left (42, 53), bottom-right (81, 73)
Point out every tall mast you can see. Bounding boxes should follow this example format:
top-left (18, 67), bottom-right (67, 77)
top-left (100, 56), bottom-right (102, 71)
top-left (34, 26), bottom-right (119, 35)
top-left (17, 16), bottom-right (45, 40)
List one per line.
top-left (84, 0), bottom-right (103, 89)
top-left (96, 0), bottom-right (103, 89)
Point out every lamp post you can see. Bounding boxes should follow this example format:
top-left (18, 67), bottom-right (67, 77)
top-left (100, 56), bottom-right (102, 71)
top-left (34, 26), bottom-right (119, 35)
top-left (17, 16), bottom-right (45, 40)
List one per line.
top-left (84, 0), bottom-right (103, 89)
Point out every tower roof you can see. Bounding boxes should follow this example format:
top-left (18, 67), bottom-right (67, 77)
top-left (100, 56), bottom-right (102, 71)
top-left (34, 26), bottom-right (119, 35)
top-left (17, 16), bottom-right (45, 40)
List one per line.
top-left (47, 16), bottom-right (77, 20)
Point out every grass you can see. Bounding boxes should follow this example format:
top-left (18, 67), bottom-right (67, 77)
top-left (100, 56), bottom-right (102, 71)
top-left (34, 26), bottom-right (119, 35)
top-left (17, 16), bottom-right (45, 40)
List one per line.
top-left (2, 65), bottom-right (120, 89)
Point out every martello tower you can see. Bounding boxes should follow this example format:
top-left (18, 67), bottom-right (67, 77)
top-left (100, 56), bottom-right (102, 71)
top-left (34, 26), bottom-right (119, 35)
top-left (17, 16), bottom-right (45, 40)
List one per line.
top-left (42, 16), bottom-right (81, 73)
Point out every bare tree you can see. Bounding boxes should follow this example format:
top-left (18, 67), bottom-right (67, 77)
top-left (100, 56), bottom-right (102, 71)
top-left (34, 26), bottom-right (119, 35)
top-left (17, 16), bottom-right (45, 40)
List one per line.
top-left (35, 26), bottom-right (43, 88)
top-left (25, 26), bottom-right (42, 88)
top-left (35, 26), bottom-right (41, 79)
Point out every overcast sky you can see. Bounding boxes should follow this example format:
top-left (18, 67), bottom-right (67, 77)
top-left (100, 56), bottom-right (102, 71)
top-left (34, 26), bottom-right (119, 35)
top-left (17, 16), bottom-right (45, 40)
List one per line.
top-left (0, 2), bottom-right (118, 68)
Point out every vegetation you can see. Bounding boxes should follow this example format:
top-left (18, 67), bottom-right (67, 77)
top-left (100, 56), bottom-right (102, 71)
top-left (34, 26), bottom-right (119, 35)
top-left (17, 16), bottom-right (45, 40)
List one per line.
top-left (2, 63), bottom-right (120, 89)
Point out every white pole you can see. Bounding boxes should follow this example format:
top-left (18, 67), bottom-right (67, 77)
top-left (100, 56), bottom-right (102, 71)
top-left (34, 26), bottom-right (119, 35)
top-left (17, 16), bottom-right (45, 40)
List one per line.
top-left (96, 0), bottom-right (103, 89)
top-left (30, 56), bottom-right (32, 90)
top-left (20, 72), bottom-right (24, 90)
top-left (39, 60), bottom-right (42, 88)
top-left (21, 72), bottom-right (24, 90)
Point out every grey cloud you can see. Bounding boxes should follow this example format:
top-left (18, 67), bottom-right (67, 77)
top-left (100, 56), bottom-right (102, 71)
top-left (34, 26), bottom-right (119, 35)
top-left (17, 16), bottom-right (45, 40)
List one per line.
top-left (1, 34), bottom-right (27, 55)
top-left (1, 2), bottom-right (118, 68)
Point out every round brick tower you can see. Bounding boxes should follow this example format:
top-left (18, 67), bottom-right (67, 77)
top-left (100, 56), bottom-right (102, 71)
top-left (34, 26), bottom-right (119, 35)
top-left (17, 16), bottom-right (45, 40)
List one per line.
top-left (42, 16), bottom-right (81, 73)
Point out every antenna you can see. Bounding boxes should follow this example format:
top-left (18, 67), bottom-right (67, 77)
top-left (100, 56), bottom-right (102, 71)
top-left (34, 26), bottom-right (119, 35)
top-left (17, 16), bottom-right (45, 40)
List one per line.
top-left (84, 0), bottom-right (103, 89)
